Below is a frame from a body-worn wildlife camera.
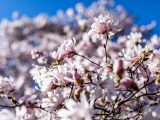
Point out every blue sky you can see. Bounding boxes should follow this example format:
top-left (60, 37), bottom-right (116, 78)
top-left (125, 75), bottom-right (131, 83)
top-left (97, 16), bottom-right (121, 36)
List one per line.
top-left (115, 0), bottom-right (160, 33)
top-left (0, 0), bottom-right (160, 32)
top-left (0, 0), bottom-right (94, 19)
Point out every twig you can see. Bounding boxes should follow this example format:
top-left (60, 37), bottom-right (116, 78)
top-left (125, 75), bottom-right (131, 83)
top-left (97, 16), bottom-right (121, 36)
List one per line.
top-left (76, 53), bottom-right (101, 67)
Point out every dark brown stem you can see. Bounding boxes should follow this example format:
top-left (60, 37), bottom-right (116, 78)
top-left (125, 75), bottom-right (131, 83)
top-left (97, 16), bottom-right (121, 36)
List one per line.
top-left (76, 53), bottom-right (101, 67)
top-left (104, 35), bottom-right (109, 63)
top-left (69, 84), bottom-right (74, 98)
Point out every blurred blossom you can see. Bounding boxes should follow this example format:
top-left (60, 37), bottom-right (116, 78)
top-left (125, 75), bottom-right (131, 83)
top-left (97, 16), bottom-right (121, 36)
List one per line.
top-left (148, 50), bottom-right (160, 75)
top-left (0, 76), bottom-right (15, 96)
top-left (0, 109), bottom-right (15, 120)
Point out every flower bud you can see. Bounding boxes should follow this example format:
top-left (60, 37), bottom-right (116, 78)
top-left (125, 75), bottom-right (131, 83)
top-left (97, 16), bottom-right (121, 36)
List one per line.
top-left (73, 69), bottom-right (81, 81)
top-left (73, 69), bottom-right (83, 85)
top-left (50, 38), bottom-right (76, 63)
top-left (120, 77), bottom-right (138, 91)
top-left (73, 87), bottom-right (83, 100)
top-left (113, 59), bottom-right (123, 78)
top-left (114, 74), bottom-right (121, 86)
top-left (155, 74), bottom-right (160, 85)
top-left (105, 64), bottom-right (113, 72)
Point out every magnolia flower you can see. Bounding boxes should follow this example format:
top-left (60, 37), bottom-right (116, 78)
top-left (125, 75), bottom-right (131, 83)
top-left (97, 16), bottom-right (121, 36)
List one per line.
top-left (148, 50), bottom-right (160, 75)
top-left (0, 76), bottom-right (15, 96)
top-left (58, 92), bottom-right (94, 120)
top-left (15, 106), bottom-right (28, 119)
top-left (89, 68), bottom-right (115, 99)
top-left (30, 64), bottom-right (73, 92)
top-left (41, 88), bottom-right (65, 110)
top-left (51, 64), bottom-right (73, 85)
top-left (122, 45), bottom-right (142, 63)
top-left (88, 13), bottom-right (121, 39)
top-left (30, 64), bottom-right (82, 92)
top-left (52, 63), bottom-right (84, 86)
top-left (122, 44), bottom-right (152, 69)
top-left (30, 65), bottom-right (54, 92)
top-left (51, 38), bottom-right (76, 63)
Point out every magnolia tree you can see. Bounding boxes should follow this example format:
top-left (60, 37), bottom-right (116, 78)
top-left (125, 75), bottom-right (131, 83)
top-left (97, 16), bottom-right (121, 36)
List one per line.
top-left (0, 0), bottom-right (160, 120)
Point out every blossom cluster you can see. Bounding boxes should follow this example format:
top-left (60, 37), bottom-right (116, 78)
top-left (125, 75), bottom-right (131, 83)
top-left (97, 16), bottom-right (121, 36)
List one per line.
top-left (0, 0), bottom-right (159, 120)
